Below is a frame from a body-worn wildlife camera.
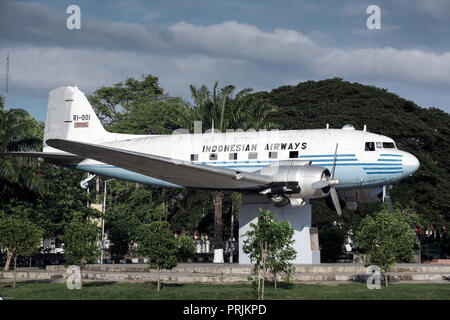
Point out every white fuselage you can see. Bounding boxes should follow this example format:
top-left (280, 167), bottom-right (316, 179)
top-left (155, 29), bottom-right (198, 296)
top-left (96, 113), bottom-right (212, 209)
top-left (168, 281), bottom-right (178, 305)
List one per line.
top-left (69, 127), bottom-right (419, 190)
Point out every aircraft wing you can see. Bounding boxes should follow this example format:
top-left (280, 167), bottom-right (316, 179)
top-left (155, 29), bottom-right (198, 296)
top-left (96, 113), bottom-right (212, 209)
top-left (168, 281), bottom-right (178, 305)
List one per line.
top-left (46, 139), bottom-right (273, 190)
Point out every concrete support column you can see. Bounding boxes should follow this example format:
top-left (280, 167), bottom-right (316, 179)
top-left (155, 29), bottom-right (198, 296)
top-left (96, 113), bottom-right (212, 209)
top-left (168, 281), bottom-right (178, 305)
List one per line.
top-left (238, 195), bottom-right (320, 264)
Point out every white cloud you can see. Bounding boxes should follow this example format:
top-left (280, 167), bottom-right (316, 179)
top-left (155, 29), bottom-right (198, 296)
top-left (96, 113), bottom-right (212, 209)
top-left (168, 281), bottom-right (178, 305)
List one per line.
top-left (1, 47), bottom-right (259, 100)
top-left (1, 0), bottom-right (449, 111)
top-left (317, 47), bottom-right (450, 86)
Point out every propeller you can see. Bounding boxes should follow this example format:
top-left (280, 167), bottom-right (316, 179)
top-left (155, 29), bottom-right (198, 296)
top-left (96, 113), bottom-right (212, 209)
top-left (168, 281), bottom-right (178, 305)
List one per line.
top-left (312, 143), bottom-right (342, 216)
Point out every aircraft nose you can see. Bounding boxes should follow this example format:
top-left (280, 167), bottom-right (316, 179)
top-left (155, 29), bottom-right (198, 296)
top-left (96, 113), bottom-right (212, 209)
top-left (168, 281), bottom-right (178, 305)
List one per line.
top-left (403, 152), bottom-right (419, 176)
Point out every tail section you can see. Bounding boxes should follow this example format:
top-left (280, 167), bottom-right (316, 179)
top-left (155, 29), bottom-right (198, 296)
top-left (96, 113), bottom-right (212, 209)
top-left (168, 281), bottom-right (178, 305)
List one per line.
top-left (43, 86), bottom-right (119, 152)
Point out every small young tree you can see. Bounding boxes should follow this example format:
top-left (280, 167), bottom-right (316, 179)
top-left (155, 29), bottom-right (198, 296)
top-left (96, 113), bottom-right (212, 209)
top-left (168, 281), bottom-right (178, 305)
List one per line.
top-left (0, 217), bottom-right (43, 288)
top-left (243, 209), bottom-right (296, 299)
top-left (266, 220), bottom-right (296, 290)
top-left (108, 225), bottom-right (131, 263)
top-left (355, 206), bottom-right (416, 287)
top-left (177, 234), bottom-right (196, 262)
top-left (61, 213), bottom-right (101, 288)
top-left (137, 221), bottom-right (178, 291)
top-left (107, 211), bottom-right (138, 263)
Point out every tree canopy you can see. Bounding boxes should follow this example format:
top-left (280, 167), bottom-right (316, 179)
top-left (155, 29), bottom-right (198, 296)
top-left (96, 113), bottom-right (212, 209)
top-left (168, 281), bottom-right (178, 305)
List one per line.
top-left (137, 221), bottom-right (178, 291)
top-left (0, 216), bottom-right (43, 287)
top-left (355, 205), bottom-right (417, 286)
top-left (61, 213), bottom-right (101, 268)
top-left (243, 209), bottom-right (296, 299)
top-left (0, 101), bottom-right (45, 196)
top-left (87, 74), bottom-right (164, 125)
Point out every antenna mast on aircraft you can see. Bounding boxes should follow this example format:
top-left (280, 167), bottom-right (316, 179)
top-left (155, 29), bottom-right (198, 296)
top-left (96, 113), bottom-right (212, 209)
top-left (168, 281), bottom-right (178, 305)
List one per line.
top-left (4, 51), bottom-right (9, 109)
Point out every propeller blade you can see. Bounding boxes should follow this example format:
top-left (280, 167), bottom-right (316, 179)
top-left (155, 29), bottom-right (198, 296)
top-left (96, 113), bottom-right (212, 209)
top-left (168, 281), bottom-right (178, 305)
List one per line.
top-left (331, 143), bottom-right (338, 178)
top-left (312, 180), bottom-right (329, 189)
top-left (330, 186), bottom-right (342, 216)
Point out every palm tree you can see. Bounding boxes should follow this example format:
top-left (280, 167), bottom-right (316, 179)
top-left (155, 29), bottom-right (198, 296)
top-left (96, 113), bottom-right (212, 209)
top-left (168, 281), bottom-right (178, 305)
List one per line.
top-left (0, 97), bottom-right (45, 270)
top-left (0, 101), bottom-right (44, 193)
top-left (180, 82), bottom-right (278, 262)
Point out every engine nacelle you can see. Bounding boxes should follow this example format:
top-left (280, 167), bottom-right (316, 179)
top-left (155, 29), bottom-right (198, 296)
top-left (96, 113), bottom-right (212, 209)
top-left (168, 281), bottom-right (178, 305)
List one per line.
top-left (258, 162), bottom-right (331, 201)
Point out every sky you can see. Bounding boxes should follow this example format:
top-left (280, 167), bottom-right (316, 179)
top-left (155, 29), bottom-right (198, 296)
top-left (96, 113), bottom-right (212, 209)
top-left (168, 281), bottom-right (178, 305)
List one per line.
top-left (0, 0), bottom-right (449, 121)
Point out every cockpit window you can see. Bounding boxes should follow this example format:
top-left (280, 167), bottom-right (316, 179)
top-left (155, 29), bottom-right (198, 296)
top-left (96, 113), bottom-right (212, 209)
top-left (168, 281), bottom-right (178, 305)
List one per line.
top-left (383, 142), bottom-right (395, 149)
top-left (365, 142), bottom-right (375, 151)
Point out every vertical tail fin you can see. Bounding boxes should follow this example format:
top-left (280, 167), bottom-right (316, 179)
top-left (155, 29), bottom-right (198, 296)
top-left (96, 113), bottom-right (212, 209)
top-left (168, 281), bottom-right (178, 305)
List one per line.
top-left (43, 86), bottom-right (112, 152)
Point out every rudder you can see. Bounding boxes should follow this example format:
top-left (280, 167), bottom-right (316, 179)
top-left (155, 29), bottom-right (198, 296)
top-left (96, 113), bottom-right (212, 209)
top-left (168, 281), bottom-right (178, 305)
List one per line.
top-left (43, 86), bottom-right (112, 152)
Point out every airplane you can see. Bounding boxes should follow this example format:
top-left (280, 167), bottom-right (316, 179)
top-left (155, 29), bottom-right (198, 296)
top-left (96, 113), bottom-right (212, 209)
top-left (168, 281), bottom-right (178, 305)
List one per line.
top-left (8, 86), bottom-right (420, 215)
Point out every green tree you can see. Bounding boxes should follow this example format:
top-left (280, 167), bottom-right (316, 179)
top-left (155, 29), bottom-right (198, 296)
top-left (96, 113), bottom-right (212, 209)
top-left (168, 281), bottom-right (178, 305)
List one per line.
top-left (266, 220), bottom-right (296, 290)
top-left (0, 100), bottom-right (45, 270)
top-left (27, 164), bottom-right (96, 249)
top-left (106, 209), bottom-right (139, 262)
top-left (137, 221), bottom-right (178, 291)
top-left (88, 74), bottom-right (164, 125)
top-left (243, 209), bottom-right (296, 299)
top-left (167, 189), bottom-right (214, 235)
top-left (107, 96), bottom-right (189, 135)
top-left (177, 234), bottom-right (196, 262)
top-left (0, 103), bottom-right (44, 196)
top-left (105, 185), bottom-right (166, 259)
top-left (0, 216), bottom-right (43, 288)
top-left (61, 213), bottom-right (101, 287)
top-left (0, 202), bottom-right (45, 268)
top-left (354, 206), bottom-right (416, 287)
top-left (318, 226), bottom-right (346, 262)
top-left (127, 187), bottom-right (165, 223)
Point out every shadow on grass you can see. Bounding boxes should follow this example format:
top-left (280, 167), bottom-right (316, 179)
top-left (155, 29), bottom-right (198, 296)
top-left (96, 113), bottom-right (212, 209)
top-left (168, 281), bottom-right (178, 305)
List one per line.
top-left (160, 283), bottom-right (184, 288)
top-left (250, 281), bottom-right (295, 290)
top-left (1, 279), bottom-right (60, 288)
top-left (83, 281), bottom-right (117, 288)
top-left (275, 282), bottom-right (294, 290)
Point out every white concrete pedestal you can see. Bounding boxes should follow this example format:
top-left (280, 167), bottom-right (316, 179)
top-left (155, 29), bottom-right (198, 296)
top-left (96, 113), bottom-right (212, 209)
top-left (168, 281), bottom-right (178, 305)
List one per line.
top-left (238, 195), bottom-right (320, 264)
top-left (213, 248), bottom-right (224, 263)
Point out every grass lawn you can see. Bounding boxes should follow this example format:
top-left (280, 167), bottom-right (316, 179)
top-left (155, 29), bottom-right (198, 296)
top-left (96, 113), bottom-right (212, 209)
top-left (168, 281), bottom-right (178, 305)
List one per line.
top-left (0, 281), bottom-right (449, 300)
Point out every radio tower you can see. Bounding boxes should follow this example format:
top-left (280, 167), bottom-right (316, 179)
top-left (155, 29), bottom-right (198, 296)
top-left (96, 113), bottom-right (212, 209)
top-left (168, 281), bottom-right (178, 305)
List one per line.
top-left (5, 51), bottom-right (9, 109)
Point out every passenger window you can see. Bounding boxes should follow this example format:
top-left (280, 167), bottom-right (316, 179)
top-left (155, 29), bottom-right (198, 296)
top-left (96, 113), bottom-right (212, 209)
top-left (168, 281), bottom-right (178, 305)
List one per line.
top-left (190, 154), bottom-right (198, 161)
top-left (229, 152), bottom-right (237, 160)
top-left (365, 142), bottom-right (375, 151)
top-left (376, 142), bottom-right (382, 148)
top-left (209, 153), bottom-right (218, 160)
top-left (248, 152), bottom-right (258, 160)
top-left (269, 151), bottom-right (278, 159)
top-left (289, 151), bottom-right (299, 158)
top-left (383, 142), bottom-right (395, 149)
